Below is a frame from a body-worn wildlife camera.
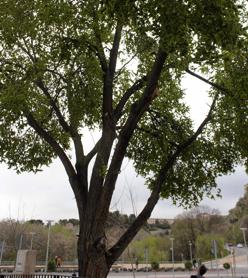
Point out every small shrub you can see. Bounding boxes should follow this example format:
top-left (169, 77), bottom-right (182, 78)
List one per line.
top-left (185, 261), bottom-right (193, 270)
top-left (47, 259), bottom-right (56, 272)
top-left (151, 261), bottom-right (159, 271)
top-left (223, 262), bottom-right (231, 270)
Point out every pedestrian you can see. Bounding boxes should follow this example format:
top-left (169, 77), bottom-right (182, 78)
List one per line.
top-left (197, 264), bottom-right (207, 278)
top-left (57, 256), bottom-right (62, 267)
top-left (193, 259), bottom-right (197, 268)
top-left (190, 264), bottom-right (207, 278)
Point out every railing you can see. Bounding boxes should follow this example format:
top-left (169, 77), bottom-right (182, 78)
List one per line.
top-left (0, 274), bottom-right (76, 278)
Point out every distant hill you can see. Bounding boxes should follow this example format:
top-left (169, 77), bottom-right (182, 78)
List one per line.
top-left (228, 184), bottom-right (248, 224)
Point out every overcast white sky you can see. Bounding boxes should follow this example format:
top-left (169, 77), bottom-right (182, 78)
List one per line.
top-left (0, 74), bottom-right (247, 221)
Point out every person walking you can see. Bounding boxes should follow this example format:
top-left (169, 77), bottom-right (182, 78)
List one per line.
top-left (57, 256), bottom-right (62, 267)
top-left (191, 264), bottom-right (207, 278)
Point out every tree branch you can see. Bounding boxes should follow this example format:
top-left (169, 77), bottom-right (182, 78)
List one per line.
top-left (25, 112), bottom-right (86, 212)
top-left (186, 68), bottom-right (230, 95)
top-left (114, 52), bottom-right (138, 80)
top-left (85, 138), bottom-right (102, 166)
top-left (107, 93), bottom-right (219, 263)
top-left (85, 22), bottom-right (124, 231)
top-left (114, 76), bottom-right (147, 122)
top-left (136, 126), bottom-right (179, 148)
top-left (45, 68), bottom-right (67, 84)
top-left (35, 79), bottom-right (74, 136)
top-left (35, 80), bottom-right (86, 189)
top-left (109, 22), bottom-right (123, 80)
top-left (25, 112), bottom-right (76, 180)
top-left (93, 48), bottom-right (167, 234)
top-left (104, 47), bottom-right (167, 189)
top-left (92, 11), bottom-right (108, 73)
top-left (103, 22), bottom-right (123, 120)
top-left (17, 40), bottom-right (36, 63)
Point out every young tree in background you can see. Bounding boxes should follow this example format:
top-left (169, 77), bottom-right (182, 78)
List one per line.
top-left (171, 206), bottom-right (227, 261)
top-left (0, 1), bottom-right (247, 277)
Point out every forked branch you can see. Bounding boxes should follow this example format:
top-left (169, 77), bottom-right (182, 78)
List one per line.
top-left (93, 48), bottom-right (167, 232)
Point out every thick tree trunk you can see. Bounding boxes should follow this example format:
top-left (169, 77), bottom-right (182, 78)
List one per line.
top-left (77, 232), bottom-right (110, 278)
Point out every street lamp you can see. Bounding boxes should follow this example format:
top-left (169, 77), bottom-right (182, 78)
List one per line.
top-left (144, 246), bottom-right (148, 275)
top-left (240, 227), bottom-right (248, 269)
top-left (189, 241), bottom-right (193, 266)
top-left (45, 220), bottom-right (53, 272)
top-left (170, 237), bottom-right (175, 278)
top-left (240, 227), bottom-right (247, 247)
top-left (0, 240), bottom-right (5, 265)
top-left (29, 232), bottom-right (36, 250)
top-left (18, 234), bottom-right (23, 250)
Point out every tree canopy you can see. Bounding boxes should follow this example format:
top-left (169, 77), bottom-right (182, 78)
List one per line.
top-left (0, 0), bottom-right (247, 276)
top-left (0, 0), bottom-right (247, 205)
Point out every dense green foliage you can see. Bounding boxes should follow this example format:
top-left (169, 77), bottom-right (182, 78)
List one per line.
top-left (0, 0), bottom-right (247, 207)
top-left (129, 235), bottom-right (170, 262)
top-left (196, 234), bottom-right (228, 260)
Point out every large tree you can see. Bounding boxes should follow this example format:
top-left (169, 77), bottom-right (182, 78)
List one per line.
top-left (0, 0), bottom-right (247, 277)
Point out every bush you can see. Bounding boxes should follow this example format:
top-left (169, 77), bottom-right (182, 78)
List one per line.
top-left (223, 262), bottom-right (231, 270)
top-left (151, 261), bottom-right (159, 271)
top-left (47, 259), bottom-right (56, 272)
top-left (185, 261), bottom-right (193, 270)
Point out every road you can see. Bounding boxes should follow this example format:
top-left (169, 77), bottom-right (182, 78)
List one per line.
top-left (108, 270), bottom-right (248, 278)
top-left (108, 251), bottom-right (248, 278)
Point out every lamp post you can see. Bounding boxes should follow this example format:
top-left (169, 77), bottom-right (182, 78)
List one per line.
top-left (240, 227), bottom-right (247, 247)
top-left (231, 247), bottom-right (237, 278)
top-left (0, 240), bottom-right (5, 265)
top-left (30, 232), bottom-right (36, 250)
top-left (45, 220), bottom-right (53, 272)
top-left (212, 239), bottom-right (220, 278)
top-left (18, 234), bottom-right (23, 250)
top-left (170, 237), bottom-right (175, 278)
top-left (240, 227), bottom-right (248, 269)
top-left (189, 241), bottom-right (193, 266)
top-left (144, 246), bottom-right (148, 276)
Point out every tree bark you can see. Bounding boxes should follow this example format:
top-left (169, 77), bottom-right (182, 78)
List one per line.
top-left (77, 216), bottom-right (110, 278)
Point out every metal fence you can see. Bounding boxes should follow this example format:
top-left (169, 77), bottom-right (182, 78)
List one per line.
top-left (0, 274), bottom-right (76, 278)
